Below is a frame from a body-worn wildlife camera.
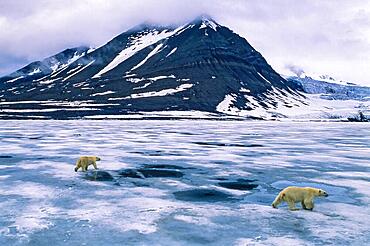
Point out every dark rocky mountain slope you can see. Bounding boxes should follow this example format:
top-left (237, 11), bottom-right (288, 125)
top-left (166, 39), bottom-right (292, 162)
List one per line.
top-left (0, 16), bottom-right (304, 119)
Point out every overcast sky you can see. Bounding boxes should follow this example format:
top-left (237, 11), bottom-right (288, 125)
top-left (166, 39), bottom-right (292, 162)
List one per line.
top-left (1, 0), bottom-right (369, 85)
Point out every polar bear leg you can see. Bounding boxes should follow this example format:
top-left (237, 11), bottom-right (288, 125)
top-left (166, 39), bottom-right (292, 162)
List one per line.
top-left (287, 200), bottom-right (299, 211)
top-left (75, 159), bottom-right (82, 172)
top-left (301, 201), bottom-right (307, 210)
top-left (304, 199), bottom-right (314, 210)
top-left (74, 164), bottom-right (80, 172)
top-left (85, 161), bottom-right (93, 171)
top-left (92, 161), bottom-right (98, 170)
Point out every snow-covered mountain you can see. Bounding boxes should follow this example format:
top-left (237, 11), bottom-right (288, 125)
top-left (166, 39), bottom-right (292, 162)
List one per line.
top-left (2, 46), bottom-right (90, 82)
top-left (0, 16), bottom-right (308, 119)
top-left (1, 16), bottom-right (369, 120)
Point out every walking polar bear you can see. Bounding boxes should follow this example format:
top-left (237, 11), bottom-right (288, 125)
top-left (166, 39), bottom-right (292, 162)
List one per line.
top-left (272, 186), bottom-right (328, 211)
top-left (75, 156), bottom-right (101, 172)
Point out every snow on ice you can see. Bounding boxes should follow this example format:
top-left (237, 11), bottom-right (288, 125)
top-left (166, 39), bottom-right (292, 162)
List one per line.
top-left (0, 121), bottom-right (369, 245)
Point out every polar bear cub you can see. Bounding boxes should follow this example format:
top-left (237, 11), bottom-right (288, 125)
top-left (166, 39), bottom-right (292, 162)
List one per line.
top-left (75, 156), bottom-right (101, 172)
top-left (272, 186), bottom-right (328, 211)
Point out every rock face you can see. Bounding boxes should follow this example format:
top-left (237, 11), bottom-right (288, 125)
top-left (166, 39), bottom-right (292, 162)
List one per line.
top-left (0, 16), bottom-right (303, 119)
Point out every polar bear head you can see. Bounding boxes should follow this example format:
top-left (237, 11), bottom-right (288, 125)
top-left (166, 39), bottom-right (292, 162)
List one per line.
top-left (316, 189), bottom-right (329, 197)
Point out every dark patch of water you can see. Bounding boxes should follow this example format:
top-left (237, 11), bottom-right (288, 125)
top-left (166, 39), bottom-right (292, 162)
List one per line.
top-left (173, 189), bottom-right (234, 202)
top-left (138, 169), bottom-right (184, 178)
top-left (142, 164), bottom-right (190, 170)
top-left (0, 155), bottom-right (13, 158)
top-left (118, 169), bottom-right (145, 179)
top-left (193, 142), bottom-right (264, 148)
top-left (83, 170), bottom-right (114, 182)
top-left (218, 179), bottom-right (258, 190)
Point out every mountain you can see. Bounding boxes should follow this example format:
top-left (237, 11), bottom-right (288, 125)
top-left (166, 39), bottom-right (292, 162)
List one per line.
top-left (1, 46), bottom-right (90, 82)
top-left (0, 16), bottom-right (306, 119)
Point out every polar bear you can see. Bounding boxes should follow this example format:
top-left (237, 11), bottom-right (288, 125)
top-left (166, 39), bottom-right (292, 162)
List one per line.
top-left (272, 186), bottom-right (328, 211)
top-left (74, 156), bottom-right (101, 172)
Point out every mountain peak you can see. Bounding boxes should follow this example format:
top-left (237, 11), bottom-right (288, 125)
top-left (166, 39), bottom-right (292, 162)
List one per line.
top-left (194, 14), bottom-right (216, 22)
top-left (188, 15), bottom-right (219, 32)
top-left (191, 14), bottom-right (218, 25)
top-left (127, 21), bottom-right (174, 33)
top-left (123, 15), bottom-right (219, 35)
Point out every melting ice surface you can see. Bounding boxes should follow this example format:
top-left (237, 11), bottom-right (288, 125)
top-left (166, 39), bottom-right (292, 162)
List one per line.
top-left (0, 120), bottom-right (369, 245)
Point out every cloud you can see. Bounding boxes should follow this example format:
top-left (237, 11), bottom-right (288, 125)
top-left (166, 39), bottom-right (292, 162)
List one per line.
top-left (0, 0), bottom-right (369, 85)
top-left (284, 64), bottom-right (305, 77)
